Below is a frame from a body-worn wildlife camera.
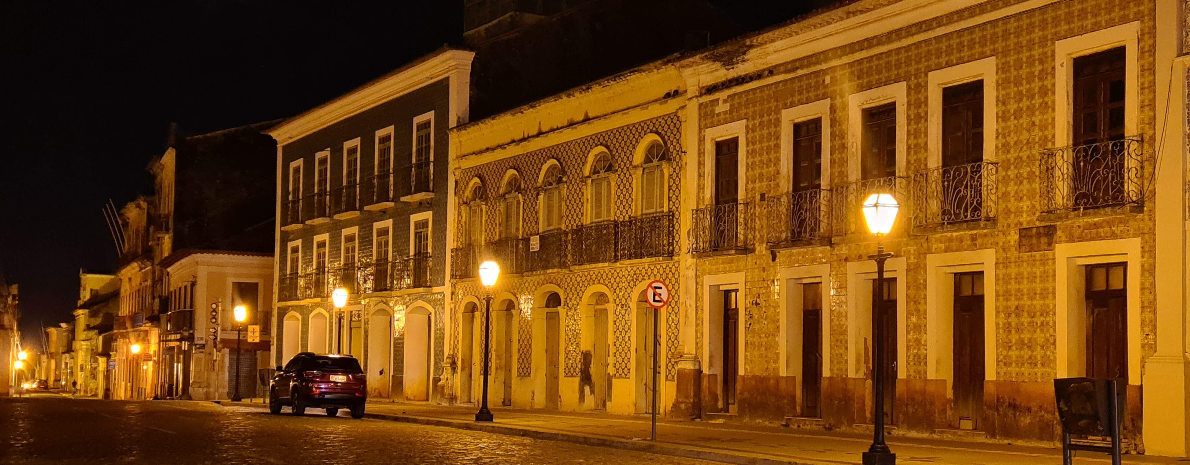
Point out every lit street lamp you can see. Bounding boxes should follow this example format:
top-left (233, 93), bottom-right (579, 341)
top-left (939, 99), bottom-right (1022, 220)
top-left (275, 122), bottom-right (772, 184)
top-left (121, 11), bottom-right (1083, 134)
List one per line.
top-left (232, 304), bottom-right (247, 402)
top-left (17, 350), bottom-right (27, 360)
top-left (333, 288), bottom-right (348, 353)
top-left (475, 260), bottom-right (500, 422)
top-left (14, 360), bottom-right (23, 370)
top-left (130, 343), bottom-right (142, 354)
top-left (861, 192), bottom-right (898, 465)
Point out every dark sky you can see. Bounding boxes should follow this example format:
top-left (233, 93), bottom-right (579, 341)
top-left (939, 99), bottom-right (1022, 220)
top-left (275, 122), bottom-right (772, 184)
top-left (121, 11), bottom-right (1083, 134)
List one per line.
top-left (0, 0), bottom-right (825, 349)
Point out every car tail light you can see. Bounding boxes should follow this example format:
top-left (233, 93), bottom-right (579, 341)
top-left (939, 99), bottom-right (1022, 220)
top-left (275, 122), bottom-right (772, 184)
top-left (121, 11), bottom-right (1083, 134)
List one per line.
top-left (303, 370), bottom-right (324, 380)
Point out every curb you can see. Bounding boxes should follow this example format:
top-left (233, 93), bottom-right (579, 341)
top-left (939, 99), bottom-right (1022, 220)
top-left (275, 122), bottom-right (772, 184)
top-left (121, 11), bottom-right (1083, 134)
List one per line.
top-left (228, 401), bottom-right (829, 465)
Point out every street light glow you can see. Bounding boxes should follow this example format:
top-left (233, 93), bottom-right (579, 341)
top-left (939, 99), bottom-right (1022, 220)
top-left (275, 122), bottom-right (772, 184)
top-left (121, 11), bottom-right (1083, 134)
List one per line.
top-left (479, 261), bottom-right (501, 288)
top-left (233, 305), bottom-right (247, 323)
top-left (332, 288), bottom-right (348, 308)
top-left (862, 192), bottom-right (899, 236)
top-left (14, 360), bottom-right (23, 370)
top-left (17, 350), bottom-right (27, 360)
top-left (130, 344), bottom-right (142, 354)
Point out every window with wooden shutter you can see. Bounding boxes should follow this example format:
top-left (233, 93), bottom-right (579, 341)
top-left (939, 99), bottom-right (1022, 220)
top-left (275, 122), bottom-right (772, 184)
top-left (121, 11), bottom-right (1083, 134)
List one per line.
top-left (503, 196), bottom-right (521, 238)
top-left (469, 203), bottom-right (484, 245)
top-left (343, 233), bottom-right (357, 265)
top-left (540, 164), bottom-right (564, 231)
top-left (640, 141), bottom-right (667, 215)
top-left (589, 152), bottom-right (613, 222)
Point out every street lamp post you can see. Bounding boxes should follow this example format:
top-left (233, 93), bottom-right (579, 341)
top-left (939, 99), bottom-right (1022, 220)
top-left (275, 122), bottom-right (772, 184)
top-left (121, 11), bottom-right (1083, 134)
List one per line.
top-left (475, 260), bottom-right (501, 422)
top-left (333, 288), bottom-right (348, 353)
top-left (861, 192), bottom-right (899, 465)
top-left (232, 305), bottom-right (247, 402)
top-left (130, 343), bottom-right (142, 399)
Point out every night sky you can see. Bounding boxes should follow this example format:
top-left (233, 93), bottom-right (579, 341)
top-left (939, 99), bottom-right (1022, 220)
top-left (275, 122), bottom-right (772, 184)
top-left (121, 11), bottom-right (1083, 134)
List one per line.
top-left (0, 1), bottom-right (826, 350)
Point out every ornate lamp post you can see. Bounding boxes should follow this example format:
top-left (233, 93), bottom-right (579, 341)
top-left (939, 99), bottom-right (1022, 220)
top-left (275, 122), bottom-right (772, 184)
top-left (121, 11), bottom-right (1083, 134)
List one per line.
top-left (332, 288), bottom-right (348, 353)
top-left (231, 305), bottom-right (247, 402)
top-left (861, 192), bottom-right (899, 465)
top-left (475, 260), bottom-right (501, 422)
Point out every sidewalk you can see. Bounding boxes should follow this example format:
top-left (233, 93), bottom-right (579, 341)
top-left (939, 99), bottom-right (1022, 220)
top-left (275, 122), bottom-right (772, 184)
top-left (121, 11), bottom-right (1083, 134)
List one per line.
top-left (228, 399), bottom-right (1180, 465)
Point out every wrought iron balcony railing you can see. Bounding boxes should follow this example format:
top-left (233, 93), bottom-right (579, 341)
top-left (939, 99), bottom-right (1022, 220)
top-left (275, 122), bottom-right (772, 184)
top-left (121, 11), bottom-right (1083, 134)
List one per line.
top-left (618, 212), bottom-right (675, 261)
top-left (307, 192), bottom-right (330, 220)
top-left (370, 172), bottom-right (394, 206)
top-left (766, 189), bottom-right (831, 247)
top-left (831, 177), bottom-right (908, 237)
top-left (1039, 137), bottom-right (1146, 214)
top-left (488, 238), bottom-right (527, 275)
top-left (410, 161), bottom-right (433, 195)
top-left (333, 265), bottom-right (361, 295)
top-left (690, 202), bottom-right (752, 254)
top-left (572, 222), bottom-right (617, 266)
top-left (451, 245), bottom-right (481, 280)
top-left (526, 230), bottom-right (570, 272)
top-left (407, 253), bottom-right (432, 288)
top-left (912, 161), bottom-right (998, 228)
top-left (299, 269), bottom-right (332, 300)
top-left (332, 184), bottom-right (360, 216)
top-left (279, 273), bottom-right (300, 301)
top-left (283, 199), bottom-right (303, 227)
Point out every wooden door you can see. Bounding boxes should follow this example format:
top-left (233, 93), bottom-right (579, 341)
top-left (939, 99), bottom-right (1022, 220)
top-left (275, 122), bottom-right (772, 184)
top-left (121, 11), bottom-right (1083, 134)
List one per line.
top-left (593, 307), bottom-right (609, 410)
top-left (862, 104), bottom-right (897, 181)
top-left (714, 138), bottom-right (740, 250)
top-left (1072, 47), bottom-right (1127, 208)
top-left (792, 119), bottom-right (823, 238)
top-left (1086, 263), bottom-right (1127, 381)
top-left (952, 272), bottom-right (985, 429)
top-left (801, 283), bottom-right (823, 418)
top-left (873, 277), bottom-right (897, 424)
top-left (546, 312), bottom-right (561, 409)
top-left (723, 289), bottom-right (739, 412)
top-left (941, 81), bottom-right (985, 222)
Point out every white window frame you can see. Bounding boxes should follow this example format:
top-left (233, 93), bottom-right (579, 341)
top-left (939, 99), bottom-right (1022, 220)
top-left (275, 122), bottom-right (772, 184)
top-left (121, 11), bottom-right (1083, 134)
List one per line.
top-left (341, 226), bottom-right (359, 266)
top-left (585, 146), bottom-right (614, 223)
top-left (287, 240), bottom-right (302, 275)
top-left (927, 57), bottom-right (997, 170)
top-left (288, 159), bottom-right (304, 202)
top-left (343, 137), bottom-right (361, 188)
top-left (632, 134), bottom-right (670, 216)
top-left (373, 219), bottom-right (393, 263)
top-left (315, 150), bottom-right (331, 194)
top-left (1053, 22), bottom-right (1139, 148)
top-left (846, 257), bottom-right (908, 379)
top-left (538, 160), bottom-right (564, 232)
top-left (779, 99), bottom-right (831, 193)
top-left (409, 211), bottom-right (433, 257)
top-left (846, 82), bottom-right (907, 181)
top-left (1055, 238), bottom-right (1142, 384)
top-left (702, 120), bottom-right (747, 204)
top-left (924, 249), bottom-right (997, 394)
top-left (777, 264), bottom-right (831, 403)
top-left (412, 110), bottom-right (435, 173)
top-left (313, 233), bottom-right (330, 271)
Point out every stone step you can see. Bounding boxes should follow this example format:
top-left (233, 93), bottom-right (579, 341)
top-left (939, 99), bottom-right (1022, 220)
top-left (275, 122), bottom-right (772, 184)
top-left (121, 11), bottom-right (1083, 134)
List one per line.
top-left (934, 428), bottom-right (989, 440)
top-left (782, 416), bottom-right (825, 429)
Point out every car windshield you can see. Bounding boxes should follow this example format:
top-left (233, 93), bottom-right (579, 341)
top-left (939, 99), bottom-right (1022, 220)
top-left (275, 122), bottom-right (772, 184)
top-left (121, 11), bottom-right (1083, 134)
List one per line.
top-left (305, 357), bottom-right (361, 371)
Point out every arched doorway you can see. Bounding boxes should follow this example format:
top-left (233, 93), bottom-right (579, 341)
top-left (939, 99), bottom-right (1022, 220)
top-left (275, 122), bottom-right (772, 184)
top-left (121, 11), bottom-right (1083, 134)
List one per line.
top-left (368, 308), bottom-right (392, 398)
top-left (404, 306), bottom-right (433, 401)
top-left (459, 301), bottom-right (478, 404)
top-left (543, 292), bottom-right (562, 410)
top-left (494, 298), bottom-right (516, 406)
top-left (309, 310), bottom-right (329, 354)
top-left (634, 288), bottom-right (656, 414)
top-left (581, 291), bottom-right (611, 411)
top-left (282, 313), bottom-right (301, 363)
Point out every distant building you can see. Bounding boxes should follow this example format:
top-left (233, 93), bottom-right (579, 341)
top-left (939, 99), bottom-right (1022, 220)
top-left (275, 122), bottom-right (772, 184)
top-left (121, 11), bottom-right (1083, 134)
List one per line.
top-left (73, 272), bottom-right (119, 398)
top-left (1, 282), bottom-right (20, 396)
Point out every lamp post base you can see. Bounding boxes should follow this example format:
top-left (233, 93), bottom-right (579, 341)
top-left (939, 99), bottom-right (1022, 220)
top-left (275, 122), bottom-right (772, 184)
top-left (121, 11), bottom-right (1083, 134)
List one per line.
top-left (862, 448), bottom-right (896, 465)
top-left (475, 409), bottom-right (493, 422)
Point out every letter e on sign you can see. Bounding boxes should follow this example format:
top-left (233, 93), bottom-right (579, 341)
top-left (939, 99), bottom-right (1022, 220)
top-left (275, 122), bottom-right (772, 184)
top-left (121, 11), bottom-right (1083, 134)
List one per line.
top-left (646, 280), bottom-right (670, 309)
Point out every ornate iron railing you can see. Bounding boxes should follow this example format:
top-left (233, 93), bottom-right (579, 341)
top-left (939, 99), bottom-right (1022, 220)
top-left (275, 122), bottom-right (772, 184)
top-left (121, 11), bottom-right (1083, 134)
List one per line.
top-left (572, 222), bottom-right (617, 265)
top-left (451, 245), bottom-right (480, 279)
top-left (407, 253), bottom-right (433, 288)
top-left (370, 172), bottom-right (393, 205)
top-left (690, 202), bottom-right (752, 254)
top-left (831, 177), bottom-right (908, 237)
top-left (526, 230), bottom-right (570, 272)
top-left (410, 161), bottom-right (433, 195)
top-left (765, 189), bottom-right (831, 246)
top-left (299, 269), bottom-right (331, 300)
top-left (278, 273), bottom-right (300, 301)
top-left (912, 161), bottom-right (998, 228)
top-left (283, 199), bottom-right (302, 227)
top-left (1039, 137), bottom-right (1145, 214)
top-left (487, 238), bottom-right (527, 275)
top-left (307, 192), bottom-right (330, 220)
top-left (332, 265), bottom-right (360, 294)
top-left (618, 212), bottom-right (675, 260)
top-left (332, 184), bottom-right (359, 215)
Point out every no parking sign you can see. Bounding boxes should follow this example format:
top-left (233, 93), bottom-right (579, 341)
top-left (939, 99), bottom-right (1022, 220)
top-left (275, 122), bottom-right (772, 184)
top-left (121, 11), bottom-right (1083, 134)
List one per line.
top-left (645, 280), bottom-right (669, 309)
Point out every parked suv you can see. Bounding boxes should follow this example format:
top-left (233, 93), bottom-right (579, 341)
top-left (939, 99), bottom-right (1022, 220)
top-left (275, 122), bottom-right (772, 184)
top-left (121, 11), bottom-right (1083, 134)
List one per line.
top-left (270, 352), bottom-right (366, 418)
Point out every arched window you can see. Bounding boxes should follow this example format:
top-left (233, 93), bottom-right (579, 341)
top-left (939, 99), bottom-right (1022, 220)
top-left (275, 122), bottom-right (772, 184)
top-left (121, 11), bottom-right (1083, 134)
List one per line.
top-left (540, 163), bottom-right (564, 231)
top-left (640, 141), bottom-right (667, 215)
top-left (465, 183), bottom-right (485, 246)
top-left (501, 173), bottom-right (522, 239)
top-left (588, 151), bottom-right (614, 222)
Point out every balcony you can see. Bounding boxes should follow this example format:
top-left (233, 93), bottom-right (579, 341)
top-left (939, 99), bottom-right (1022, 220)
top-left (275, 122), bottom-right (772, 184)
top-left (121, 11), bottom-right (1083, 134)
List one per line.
top-left (765, 190), bottom-right (831, 247)
top-left (305, 192), bottom-right (331, 225)
top-left (831, 177), bottom-right (908, 237)
top-left (526, 230), bottom-right (570, 272)
top-left (361, 254), bottom-right (433, 292)
top-left (618, 213), bottom-right (675, 261)
top-left (282, 199), bottom-right (303, 231)
top-left (572, 222), bottom-right (617, 266)
top-left (279, 273), bottom-right (300, 302)
top-left (299, 269), bottom-right (332, 300)
top-left (331, 184), bottom-right (360, 219)
top-left (488, 238), bottom-right (527, 275)
top-left (690, 202), bottom-right (752, 254)
top-left (164, 309), bottom-right (194, 334)
top-left (366, 172), bottom-right (396, 211)
top-left (401, 161), bottom-right (434, 203)
top-left (1039, 137), bottom-right (1146, 215)
top-left (332, 265), bottom-right (361, 294)
top-left (451, 244), bottom-right (480, 280)
top-left (912, 161), bottom-right (998, 230)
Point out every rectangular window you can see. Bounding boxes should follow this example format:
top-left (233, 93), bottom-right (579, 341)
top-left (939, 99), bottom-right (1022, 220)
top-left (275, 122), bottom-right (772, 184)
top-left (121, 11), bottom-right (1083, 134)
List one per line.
top-left (377, 133), bottom-right (392, 173)
top-left (375, 226), bottom-right (391, 263)
top-left (413, 219), bottom-right (430, 255)
top-left (1073, 47), bottom-right (1126, 146)
top-left (469, 204), bottom-right (484, 245)
top-left (792, 118), bottom-right (822, 191)
top-left (542, 188), bottom-right (561, 231)
top-left (315, 240), bottom-right (328, 271)
top-left (345, 144), bottom-right (359, 187)
top-left (415, 121), bottom-right (432, 164)
top-left (942, 81), bottom-right (984, 167)
top-left (714, 138), bottom-right (740, 205)
top-left (342, 232), bottom-right (357, 265)
top-left (289, 165), bottom-right (302, 201)
top-left (503, 197), bottom-right (521, 238)
top-left (287, 244), bottom-right (300, 274)
top-left (590, 176), bottom-right (611, 222)
top-left (1085, 262), bottom-right (1126, 381)
top-left (316, 155), bottom-right (329, 193)
top-left (641, 164), bottom-right (664, 214)
top-left (862, 103), bottom-right (897, 180)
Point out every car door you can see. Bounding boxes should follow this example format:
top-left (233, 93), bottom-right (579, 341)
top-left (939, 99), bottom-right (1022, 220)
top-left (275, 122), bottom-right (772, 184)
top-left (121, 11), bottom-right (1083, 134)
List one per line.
top-left (276, 357), bottom-right (301, 399)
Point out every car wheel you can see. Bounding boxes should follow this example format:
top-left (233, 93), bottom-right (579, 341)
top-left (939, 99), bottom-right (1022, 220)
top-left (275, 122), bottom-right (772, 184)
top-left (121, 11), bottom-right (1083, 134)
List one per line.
top-left (325, 408), bottom-right (339, 417)
top-left (350, 404), bottom-right (365, 419)
top-left (268, 389), bottom-right (282, 414)
top-left (291, 391), bottom-right (306, 416)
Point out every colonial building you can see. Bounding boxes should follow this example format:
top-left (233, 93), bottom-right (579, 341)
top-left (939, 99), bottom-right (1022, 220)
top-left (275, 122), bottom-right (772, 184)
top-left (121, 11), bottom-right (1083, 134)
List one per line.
top-left (1, 281), bottom-right (20, 397)
top-left (113, 197), bottom-right (160, 400)
top-left (269, 48), bottom-right (473, 402)
top-left (72, 272), bottom-right (119, 398)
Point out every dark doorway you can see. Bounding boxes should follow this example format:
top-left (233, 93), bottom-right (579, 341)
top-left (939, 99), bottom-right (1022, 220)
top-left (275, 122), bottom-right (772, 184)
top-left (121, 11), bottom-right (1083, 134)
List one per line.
top-left (952, 272), bottom-right (985, 429)
top-left (872, 277), bottom-right (897, 424)
top-left (801, 282), bottom-right (823, 418)
top-left (791, 119), bottom-right (823, 239)
top-left (1072, 47), bottom-right (1127, 208)
top-left (941, 80), bottom-right (985, 223)
top-left (1086, 262), bottom-right (1127, 381)
top-left (723, 289), bottom-right (740, 412)
top-left (862, 103), bottom-right (897, 181)
top-left (545, 311), bottom-right (561, 410)
top-left (713, 138), bottom-right (740, 250)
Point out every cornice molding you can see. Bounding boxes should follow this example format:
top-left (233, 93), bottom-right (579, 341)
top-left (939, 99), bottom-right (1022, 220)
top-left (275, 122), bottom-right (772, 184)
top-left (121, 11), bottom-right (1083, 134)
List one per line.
top-left (269, 49), bottom-right (475, 146)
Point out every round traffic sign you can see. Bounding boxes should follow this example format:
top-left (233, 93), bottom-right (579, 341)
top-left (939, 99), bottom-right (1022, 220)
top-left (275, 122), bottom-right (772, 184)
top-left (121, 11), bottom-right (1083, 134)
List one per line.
top-left (645, 280), bottom-right (670, 309)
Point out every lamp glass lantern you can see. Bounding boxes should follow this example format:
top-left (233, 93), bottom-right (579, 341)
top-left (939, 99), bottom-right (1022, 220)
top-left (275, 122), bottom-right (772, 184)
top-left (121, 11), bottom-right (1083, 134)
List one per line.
top-left (233, 305), bottom-right (247, 323)
top-left (479, 261), bottom-right (501, 288)
top-left (862, 193), bottom-right (900, 236)
top-left (130, 343), bottom-right (142, 354)
top-left (332, 288), bottom-right (349, 308)
top-left (17, 350), bottom-right (27, 360)
top-left (13, 360), bottom-right (23, 370)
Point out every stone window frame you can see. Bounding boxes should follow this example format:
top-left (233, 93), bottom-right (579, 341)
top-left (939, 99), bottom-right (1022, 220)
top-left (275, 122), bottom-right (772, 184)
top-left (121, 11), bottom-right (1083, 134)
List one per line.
top-left (701, 120), bottom-right (748, 205)
top-left (409, 211), bottom-right (433, 257)
top-left (584, 146), bottom-right (615, 224)
top-left (632, 133), bottom-right (671, 216)
top-left (1054, 238), bottom-right (1142, 385)
top-left (340, 226), bottom-right (359, 267)
top-left (846, 82), bottom-right (907, 182)
top-left (845, 257), bottom-right (907, 379)
top-left (924, 248), bottom-right (997, 394)
top-left (927, 57), bottom-right (998, 170)
top-left (779, 99), bottom-right (832, 193)
top-left (286, 239), bottom-right (302, 275)
top-left (777, 264), bottom-right (832, 406)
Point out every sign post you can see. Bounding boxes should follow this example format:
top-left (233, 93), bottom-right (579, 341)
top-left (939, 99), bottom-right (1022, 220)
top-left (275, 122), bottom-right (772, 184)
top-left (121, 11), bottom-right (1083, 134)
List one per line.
top-left (645, 280), bottom-right (670, 442)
